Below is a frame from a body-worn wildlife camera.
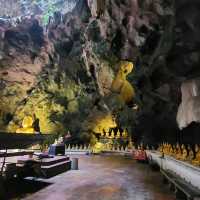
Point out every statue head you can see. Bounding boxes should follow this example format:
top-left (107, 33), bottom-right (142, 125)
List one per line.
top-left (119, 61), bottom-right (134, 76)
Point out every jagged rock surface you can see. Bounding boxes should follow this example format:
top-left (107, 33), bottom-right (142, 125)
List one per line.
top-left (1, 0), bottom-right (200, 144)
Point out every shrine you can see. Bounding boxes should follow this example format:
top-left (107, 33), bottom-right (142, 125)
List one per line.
top-left (0, 0), bottom-right (200, 200)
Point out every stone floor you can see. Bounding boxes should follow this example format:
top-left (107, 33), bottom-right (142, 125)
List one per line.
top-left (23, 155), bottom-right (175, 200)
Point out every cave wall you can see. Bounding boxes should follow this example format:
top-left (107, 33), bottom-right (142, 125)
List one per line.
top-left (0, 0), bottom-right (200, 144)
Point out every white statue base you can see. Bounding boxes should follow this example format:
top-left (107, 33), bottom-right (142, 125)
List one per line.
top-left (146, 151), bottom-right (200, 190)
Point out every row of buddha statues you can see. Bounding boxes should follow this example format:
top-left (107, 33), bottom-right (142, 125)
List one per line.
top-left (66, 143), bottom-right (131, 152)
top-left (66, 144), bottom-right (91, 150)
top-left (158, 143), bottom-right (200, 166)
top-left (100, 129), bottom-right (128, 139)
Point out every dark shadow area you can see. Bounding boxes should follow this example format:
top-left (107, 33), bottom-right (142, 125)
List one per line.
top-left (2, 178), bottom-right (52, 200)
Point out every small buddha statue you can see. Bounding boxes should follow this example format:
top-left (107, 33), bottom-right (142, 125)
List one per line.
top-left (111, 130), bottom-right (115, 138)
top-left (128, 137), bottom-right (134, 149)
top-left (175, 144), bottom-right (182, 160)
top-left (187, 145), bottom-right (194, 163)
top-left (157, 144), bottom-right (161, 152)
top-left (165, 143), bottom-right (170, 155)
top-left (163, 143), bottom-right (166, 154)
top-left (116, 130), bottom-right (121, 138)
top-left (158, 143), bottom-right (164, 153)
top-left (192, 144), bottom-right (200, 166)
top-left (100, 131), bottom-right (104, 137)
top-left (106, 131), bottom-right (109, 138)
top-left (168, 144), bottom-right (174, 156)
top-left (163, 143), bottom-right (169, 155)
top-left (171, 145), bottom-right (176, 157)
top-left (180, 144), bottom-right (188, 161)
top-left (122, 129), bottom-right (128, 138)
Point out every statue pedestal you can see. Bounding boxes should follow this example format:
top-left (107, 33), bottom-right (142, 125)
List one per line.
top-left (49, 144), bottom-right (65, 156)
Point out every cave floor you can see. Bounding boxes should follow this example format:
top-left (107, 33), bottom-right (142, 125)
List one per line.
top-left (24, 155), bottom-right (175, 200)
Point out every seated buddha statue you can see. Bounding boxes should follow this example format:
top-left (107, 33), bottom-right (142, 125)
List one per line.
top-left (157, 144), bottom-right (162, 152)
top-left (100, 131), bottom-right (104, 138)
top-left (111, 130), bottom-right (115, 138)
top-left (106, 131), bottom-right (109, 138)
top-left (161, 144), bottom-right (165, 152)
top-left (122, 129), bottom-right (128, 138)
top-left (162, 143), bottom-right (166, 154)
top-left (192, 144), bottom-right (200, 166)
top-left (187, 145), bottom-right (194, 163)
top-left (116, 129), bottom-right (121, 138)
top-left (180, 144), bottom-right (188, 161)
top-left (166, 143), bottom-right (171, 155)
top-left (175, 144), bottom-right (182, 160)
top-left (163, 143), bottom-right (170, 155)
top-left (171, 145), bottom-right (176, 157)
top-left (16, 115), bottom-right (35, 134)
top-left (169, 144), bottom-right (174, 156)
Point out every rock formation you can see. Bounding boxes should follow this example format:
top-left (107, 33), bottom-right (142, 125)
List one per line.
top-left (0, 0), bottom-right (200, 145)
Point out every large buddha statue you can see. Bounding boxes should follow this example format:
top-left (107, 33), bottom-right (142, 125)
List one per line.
top-left (111, 61), bottom-right (135, 104)
top-left (16, 115), bottom-right (36, 134)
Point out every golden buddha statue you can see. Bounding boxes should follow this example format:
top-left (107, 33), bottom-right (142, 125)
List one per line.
top-left (192, 144), bottom-right (200, 166)
top-left (111, 61), bottom-right (135, 104)
top-left (187, 145), bottom-right (194, 163)
top-left (175, 144), bottom-right (182, 160)
top-left (158, 143), bottom-right (164, 153)
top-left (111, 130), bottom-right (115, 138)
top-left (180, 144), bottom-right (188, 161)
top-left (105, 131), bottom-right (109, 138)
top-left (166, 143), bottom-right (171, 155)
top-left (16, 115), bottom-right (35, 134)
top-left (128, 137), bottom-right (134, 149)
top-left (100, 131), bottom-right (104, 137)
top-left (163, 143), bottom-right (169, 155)
top-left (162, 143), bottom-right (165, 154)
top-left (122, 129), bottom-right (128, 138)
top-left (168, 144), bottom-right (174, 156)
top-left (116, 129), bottom-right (121, 138)
top-left (171, 145), bottom-right (176, 157)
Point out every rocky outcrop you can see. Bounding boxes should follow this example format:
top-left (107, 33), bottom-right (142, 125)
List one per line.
top-left (1, 0), bottom-right (200, 144)
top-left (0, 0), bottom-right (78, 19)
top-left (0, 18), bottom-right (52, 130)
top-left (177, 79), bottom-right (200, 129)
